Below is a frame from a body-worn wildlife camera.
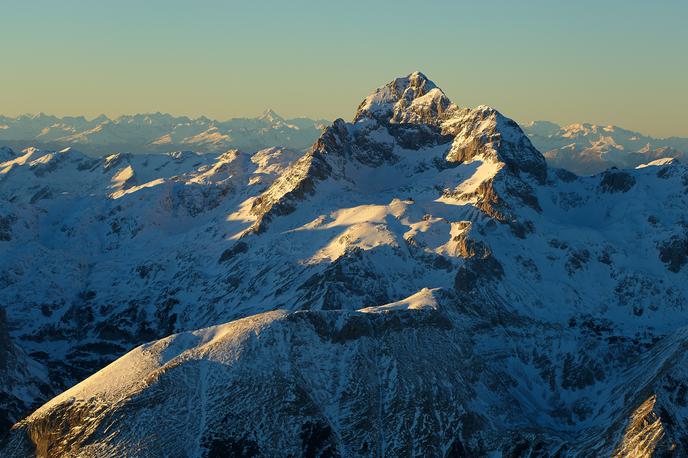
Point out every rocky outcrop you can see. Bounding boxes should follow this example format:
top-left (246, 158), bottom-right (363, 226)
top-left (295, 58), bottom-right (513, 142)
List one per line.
top-left (600, 169), bottom-right (636, 193)
top-left (658, 233), bottom-right (688, 273)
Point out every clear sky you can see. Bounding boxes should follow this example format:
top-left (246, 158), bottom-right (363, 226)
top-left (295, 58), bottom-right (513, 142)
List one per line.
top-left (2, 0), bottom-right (686, 137)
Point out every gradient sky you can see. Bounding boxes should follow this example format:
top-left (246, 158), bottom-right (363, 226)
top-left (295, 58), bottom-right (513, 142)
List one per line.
top-left (2, 0), bottom-right (686, 137)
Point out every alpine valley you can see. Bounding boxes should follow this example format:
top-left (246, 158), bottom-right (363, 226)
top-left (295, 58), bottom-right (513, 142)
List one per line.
top-left (1, 73), bottom-right (688, 457)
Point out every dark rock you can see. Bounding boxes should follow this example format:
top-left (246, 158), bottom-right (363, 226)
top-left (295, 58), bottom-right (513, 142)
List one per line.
top-left (554, 168), bottom-right (577, 183)
top-left (0, 215), bottom-right (16, 242)
top-left (300, 421), bottom-right (340, 458)
top-left (600, 170), bottom-right (636, 193)
top-left (658, 234), bottom-right (688, 273)
top-left (454, 254), bottom-right (504, 292)
top-left (565, 249), bottom-right (590, 275)
top-left (218, 242), bottom-right (249, 264)
top-left (204, 437), bottom-right (260, 458)
top-left (0, 308), bottom-right (12, 370)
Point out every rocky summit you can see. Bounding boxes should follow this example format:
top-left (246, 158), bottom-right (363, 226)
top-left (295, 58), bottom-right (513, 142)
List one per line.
top-left (1, 73), bottom-right (688, 457)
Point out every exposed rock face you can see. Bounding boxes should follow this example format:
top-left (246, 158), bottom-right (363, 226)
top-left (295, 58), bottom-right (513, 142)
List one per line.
top-left (248, 122), bottom-right (344, 233)
top-left (444, 106), bottom-right (547, 183)
top-left (600, 169), bottom-right (636, 193)
top-left (353, 71), bottom-right (456, 126)
top-left (612, 395), bottom-right (665, 457)
top-left (2, 73), bottom-right (688, 456)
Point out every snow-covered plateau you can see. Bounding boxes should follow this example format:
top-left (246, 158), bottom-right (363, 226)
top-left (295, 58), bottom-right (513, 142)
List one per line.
top-left (1, 72), bottom-right (688, 457)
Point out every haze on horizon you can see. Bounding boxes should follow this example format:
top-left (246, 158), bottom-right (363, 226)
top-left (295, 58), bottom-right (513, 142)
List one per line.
top-left (2, 0), bottom-right (686, 137)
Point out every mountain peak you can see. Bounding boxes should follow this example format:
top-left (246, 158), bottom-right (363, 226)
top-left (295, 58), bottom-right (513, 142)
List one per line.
top-left (443, 105), bottom-right (548, 183)
top-left (259, 109), bottom-right (285, 123)
top-left (92, 114), bottom-right (110, 124)
top-left (353, 72), bottom-right (455, 125)
top-left (352, 74), bottom-right (546, 181)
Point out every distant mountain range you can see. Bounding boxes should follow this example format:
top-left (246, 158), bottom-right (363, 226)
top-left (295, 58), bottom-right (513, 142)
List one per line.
top-left (0, 110), bottom-right (329, 156)
top-left (2, 72), bottom-right (688, 456)
top-left (1, 112), bottom-right (686, 175)
top-left (523, 121), bottom-right (688, 175)
top-left (0, 110), bottom-right (688, 175)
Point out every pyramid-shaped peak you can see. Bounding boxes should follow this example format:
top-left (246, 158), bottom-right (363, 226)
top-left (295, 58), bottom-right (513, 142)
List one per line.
top-left (407, 71), bottom-right (433, 86)
top-left (259, 109), bottom-right (285, 123)
top-left (354, 72), bottom-right (456, 125)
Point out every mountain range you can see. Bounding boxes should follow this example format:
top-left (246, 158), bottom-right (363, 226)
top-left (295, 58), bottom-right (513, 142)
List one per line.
top-left (0, 111), bottom-right (329, 156)
top-left (1, 73), bottom-right (688, 456)
top-left (2, 111), bottom-right (686, 176)
top-left (524, 121), bottom-right (688, 175)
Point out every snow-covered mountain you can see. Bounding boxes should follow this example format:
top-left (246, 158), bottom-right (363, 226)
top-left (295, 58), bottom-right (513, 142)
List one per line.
top-left (524, 121), bottom-right (688, 175)
top-left (2, 72), bottom-right (688, 456)
top-left (3, 111), bottom-right (685, 177)
top-left (0, 111), bottom-right (328, 156)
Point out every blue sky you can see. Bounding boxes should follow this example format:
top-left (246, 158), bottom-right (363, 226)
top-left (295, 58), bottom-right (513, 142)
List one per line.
top-left (2, 0), bottom-right (686, 136)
